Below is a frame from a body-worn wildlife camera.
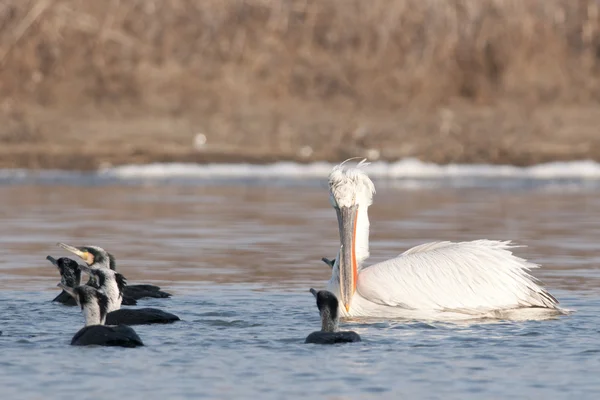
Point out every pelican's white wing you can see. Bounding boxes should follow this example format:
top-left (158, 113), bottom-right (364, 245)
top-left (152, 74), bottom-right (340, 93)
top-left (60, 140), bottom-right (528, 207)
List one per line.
top-left (357, 240), bottom-right (558, 312)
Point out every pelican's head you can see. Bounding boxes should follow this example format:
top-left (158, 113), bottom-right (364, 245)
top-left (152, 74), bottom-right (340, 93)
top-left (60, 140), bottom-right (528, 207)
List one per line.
top-left (328, 159), bottom-right (375, 210)
top-left (57, 243), bottom-right (116, 270)
top-left (328, 159), bottom-right (375, 312)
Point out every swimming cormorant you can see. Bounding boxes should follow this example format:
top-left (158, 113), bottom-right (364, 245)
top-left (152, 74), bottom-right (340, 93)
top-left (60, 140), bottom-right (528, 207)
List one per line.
top-left (58, 283), bottom-right (143, 348)
top-left (61, 248), bottom-right (180, 326)
top-left (56, 243), bottom-right (172, 300)
top-left (305, 289), bottom-right (361, 344)
top-left (46, 255), bottom-right (138, 306)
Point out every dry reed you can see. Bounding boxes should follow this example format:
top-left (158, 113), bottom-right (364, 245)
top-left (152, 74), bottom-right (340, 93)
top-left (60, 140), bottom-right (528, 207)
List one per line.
top-left (0, 0), bottom-right (599, 168)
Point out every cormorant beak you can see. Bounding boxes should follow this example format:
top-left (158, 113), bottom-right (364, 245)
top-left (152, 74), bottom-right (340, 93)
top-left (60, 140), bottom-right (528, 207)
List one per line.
top-left (57, 283), bottom-right (76, 299)
top-left (78, 264), bottom-right (93, 274)
top-left (321, 257), bottom-right (335, 269)
top-left (336, 205), bottom-right (358, 313)
top-left (309, 288), bottom-right (318, 299)
top-left (77, 264), bottom-right (97, 283)
top-left (57, 243), bottom-right (93, 265)
top-left (46, 255), bottom-right (58, 266)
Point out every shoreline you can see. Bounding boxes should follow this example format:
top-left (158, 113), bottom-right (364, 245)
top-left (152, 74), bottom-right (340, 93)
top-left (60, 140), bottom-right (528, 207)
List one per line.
top-left (1, 148), bottom-right (598, 172)
top-left (2, 103), bottom-right (599, 171)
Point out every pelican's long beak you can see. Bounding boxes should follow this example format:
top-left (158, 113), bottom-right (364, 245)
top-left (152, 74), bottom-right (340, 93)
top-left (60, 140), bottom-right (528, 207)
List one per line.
top-left (57, 282), bottom-right (76, 299)
top-left (57, 243), bottom-right (92, 264)
top-left (336, 205), bottom-right (359, 312)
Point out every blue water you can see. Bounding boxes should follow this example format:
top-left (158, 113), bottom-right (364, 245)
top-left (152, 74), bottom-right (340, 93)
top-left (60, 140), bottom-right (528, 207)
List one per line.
top-left (1, 180), bottom-right (599, 399)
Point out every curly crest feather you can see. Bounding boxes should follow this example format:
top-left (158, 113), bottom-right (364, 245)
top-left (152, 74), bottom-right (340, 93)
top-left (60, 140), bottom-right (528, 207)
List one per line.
top-left (328, 159), bottom-right (375, 208)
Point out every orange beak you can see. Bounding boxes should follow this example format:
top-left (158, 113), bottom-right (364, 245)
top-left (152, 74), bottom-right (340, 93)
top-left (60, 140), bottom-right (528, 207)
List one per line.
top-left (57, 242), bottom-right (93, 264)
top-left (336, 205), bottom-right (358, 312)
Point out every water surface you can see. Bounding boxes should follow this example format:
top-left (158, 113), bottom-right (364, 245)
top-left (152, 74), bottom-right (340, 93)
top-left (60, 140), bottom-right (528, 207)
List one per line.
top-left (1, 178), bottom-right (599, 399)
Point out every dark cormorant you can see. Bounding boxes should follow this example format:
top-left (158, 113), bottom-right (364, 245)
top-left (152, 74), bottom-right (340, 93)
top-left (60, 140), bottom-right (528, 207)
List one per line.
top-left (305, 289), bottom-right (361, 344)
top-left (65, 251), bottom-right (180, 326)
top-left (56, 243), bottom-right (172, 300)
top-left (58, 283), bottom-right (143, 348)
top-left (46, 255), bottom-right (137, 306)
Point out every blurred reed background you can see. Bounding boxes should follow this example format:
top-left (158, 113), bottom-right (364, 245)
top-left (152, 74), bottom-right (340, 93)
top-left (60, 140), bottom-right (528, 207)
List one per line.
top-left (0, 0), bottom-right (599, 169)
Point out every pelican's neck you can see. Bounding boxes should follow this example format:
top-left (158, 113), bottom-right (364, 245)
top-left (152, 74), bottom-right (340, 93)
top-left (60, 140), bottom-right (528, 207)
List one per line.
top-left (328, 204), bottom-right (371, 287)
top-left (354, 204), bottom-right (371, 267)
top-left (328, 203), bottom-right (371, 302)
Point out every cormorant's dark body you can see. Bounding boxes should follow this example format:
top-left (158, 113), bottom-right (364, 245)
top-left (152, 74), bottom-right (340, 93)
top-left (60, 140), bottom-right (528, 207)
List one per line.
top-left (106, 308), bottom-right (180, 325)
top-left (71, 324), bottom-right (144, 347)
top-left (102, 250), bottom-right (172, 300)
top-left (305, 331), bottom-right (362, 344)
top-left (124, 284), bottom-right (171, 300)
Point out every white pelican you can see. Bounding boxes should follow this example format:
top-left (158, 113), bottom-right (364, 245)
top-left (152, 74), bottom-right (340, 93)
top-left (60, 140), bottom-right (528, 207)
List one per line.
top-left (325, 160), bottom-right (564, 320)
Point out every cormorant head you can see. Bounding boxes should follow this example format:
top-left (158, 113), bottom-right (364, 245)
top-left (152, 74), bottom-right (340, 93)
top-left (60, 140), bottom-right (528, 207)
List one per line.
top-left (57, 243), bottom-right (116, 270)
top-left (310, 288), bottom-right (340, 333)
top-left (46, 256), bottom-right (82, 288)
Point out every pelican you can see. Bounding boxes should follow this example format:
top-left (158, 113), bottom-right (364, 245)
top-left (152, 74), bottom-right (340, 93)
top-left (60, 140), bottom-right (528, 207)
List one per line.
top-left (324, 160), bottom-right (564, 320)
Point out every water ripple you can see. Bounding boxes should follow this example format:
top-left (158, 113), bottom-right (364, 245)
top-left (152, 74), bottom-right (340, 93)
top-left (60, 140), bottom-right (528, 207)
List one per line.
top-left (1, 183), bottom-right (600, 399)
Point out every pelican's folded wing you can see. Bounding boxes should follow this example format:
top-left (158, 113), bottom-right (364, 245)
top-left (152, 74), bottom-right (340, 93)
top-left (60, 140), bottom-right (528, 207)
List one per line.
top-left (356, 240), bottom-right (558, 313)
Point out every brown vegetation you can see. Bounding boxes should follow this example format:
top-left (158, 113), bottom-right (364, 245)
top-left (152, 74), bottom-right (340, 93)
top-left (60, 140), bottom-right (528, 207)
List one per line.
top-left (1, 0), bottom-right (600, 169)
